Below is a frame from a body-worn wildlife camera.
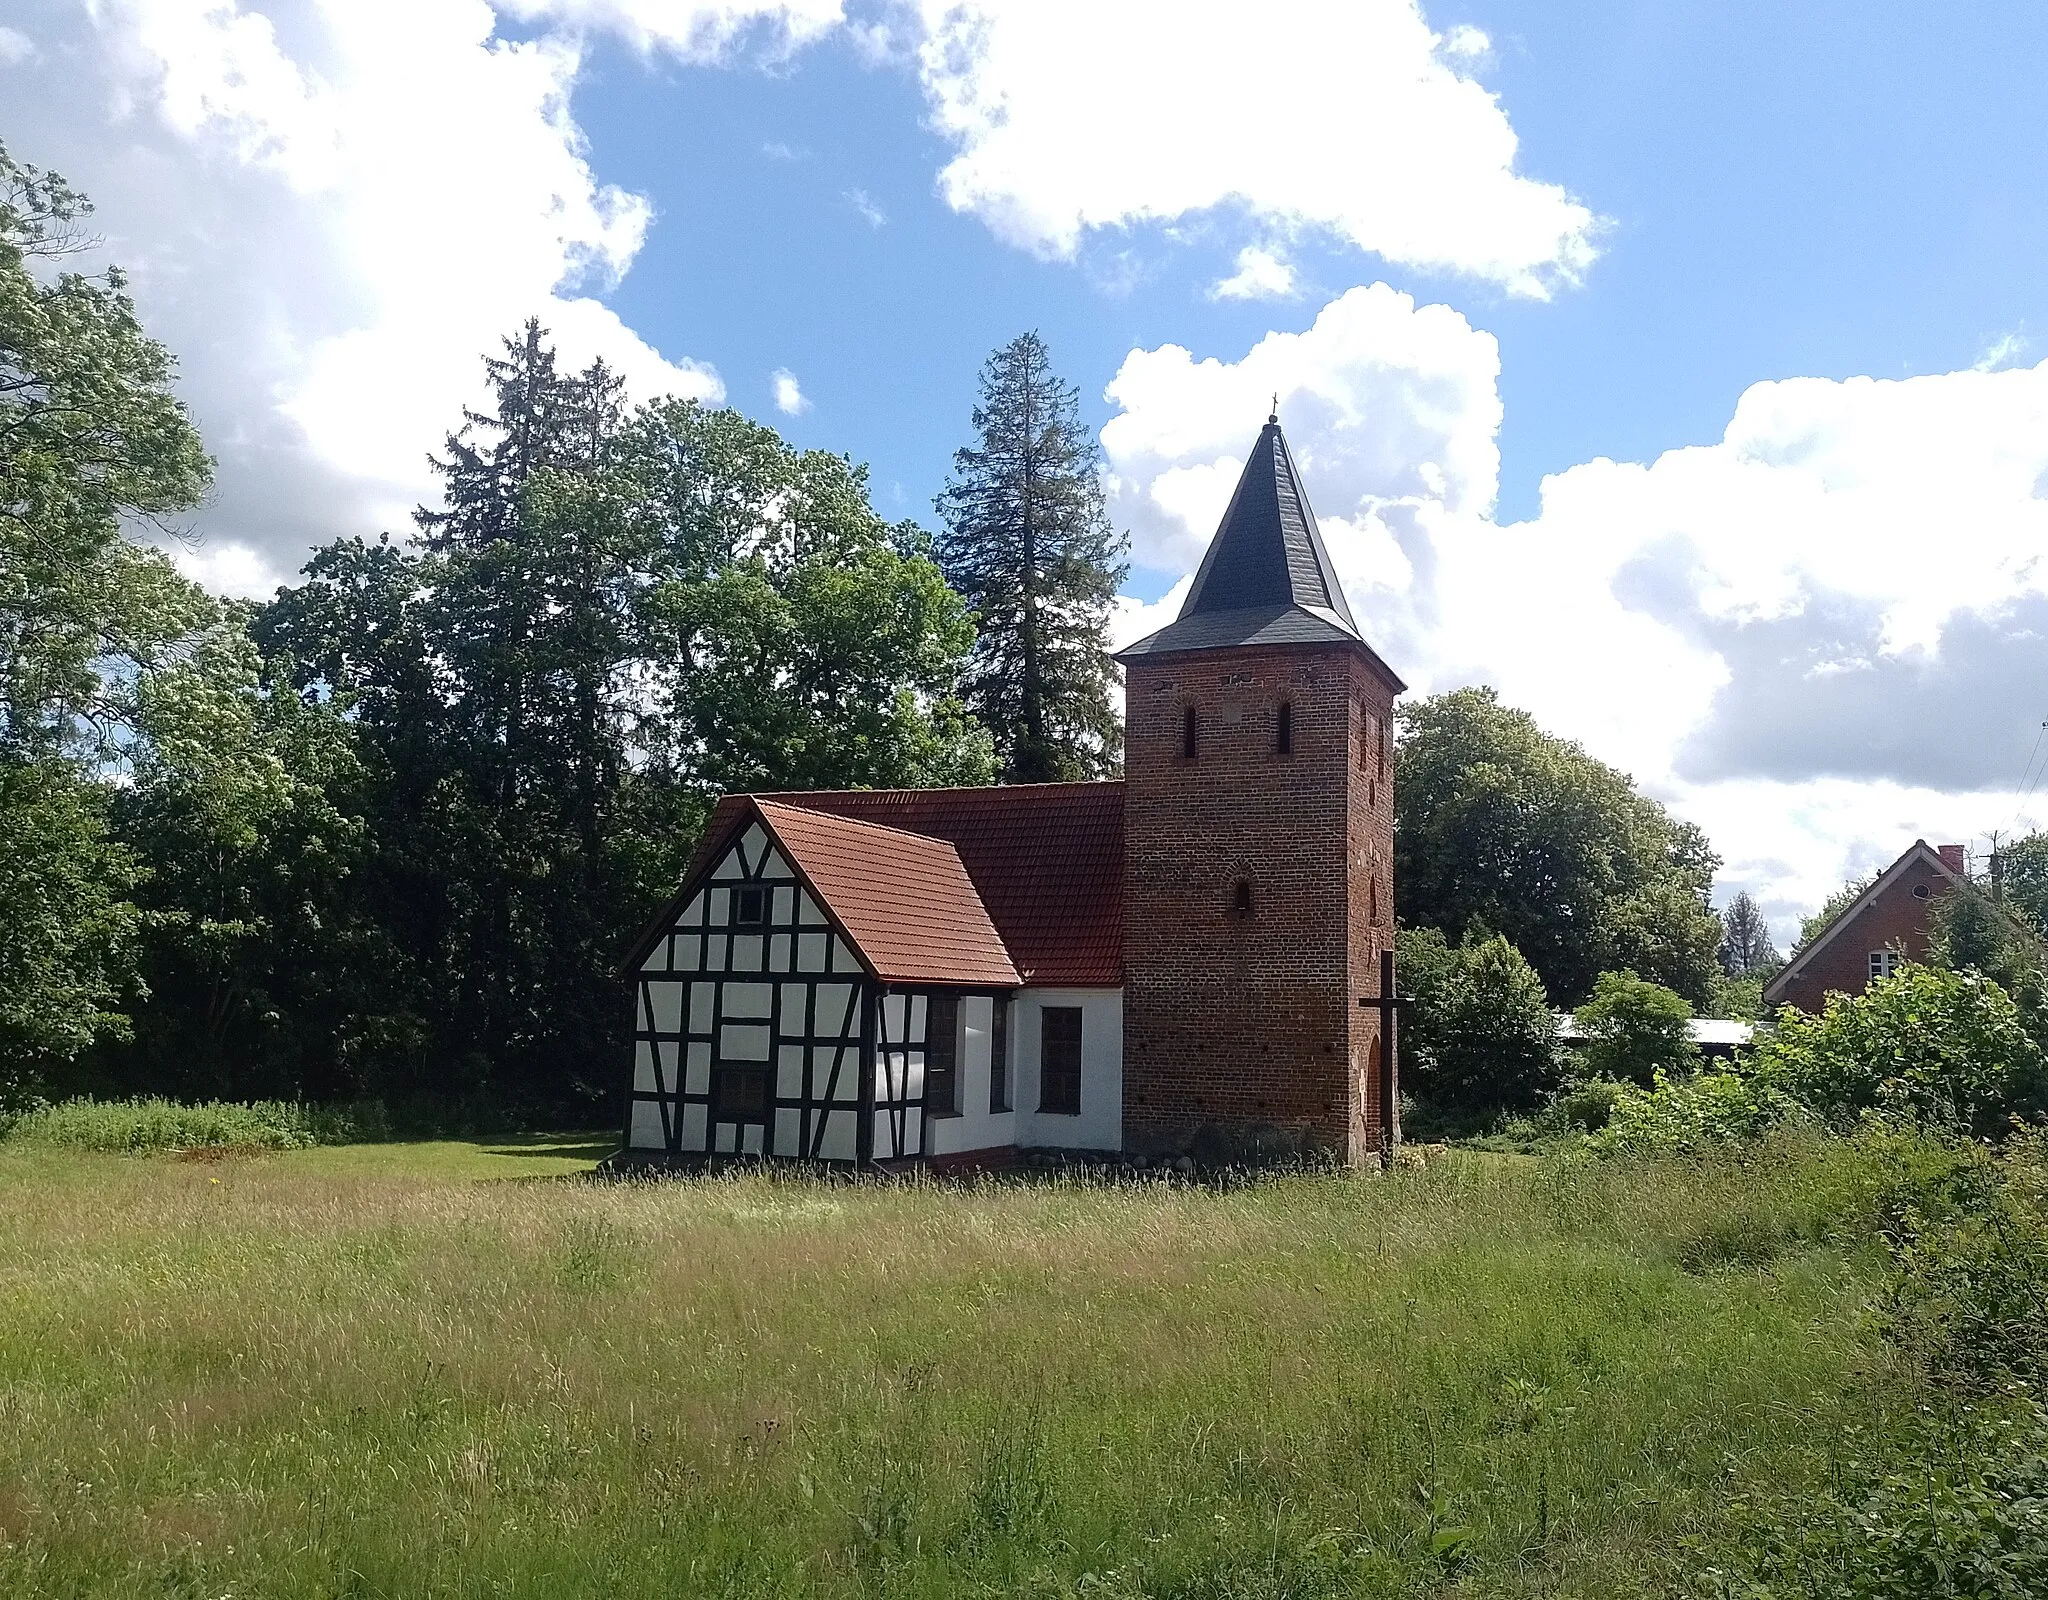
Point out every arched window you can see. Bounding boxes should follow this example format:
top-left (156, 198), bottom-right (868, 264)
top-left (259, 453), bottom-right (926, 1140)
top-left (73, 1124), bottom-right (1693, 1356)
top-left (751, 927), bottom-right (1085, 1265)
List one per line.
top-left (1275, 701), bottom-right (1293, 755)
top-left (1182, 704), bottom-right (1199, 759)
top-left (1233, 879), bottom-right (1253, 916)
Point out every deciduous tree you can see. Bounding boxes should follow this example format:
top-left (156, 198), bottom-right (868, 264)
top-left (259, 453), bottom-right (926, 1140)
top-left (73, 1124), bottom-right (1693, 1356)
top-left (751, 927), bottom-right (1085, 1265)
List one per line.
top-left (1395, 687), bottom-right (1723, 1006)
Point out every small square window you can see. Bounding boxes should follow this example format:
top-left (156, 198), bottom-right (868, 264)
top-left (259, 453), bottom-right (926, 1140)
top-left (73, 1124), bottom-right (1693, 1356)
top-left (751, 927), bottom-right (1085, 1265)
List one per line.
top-left (733, 885), bottom-right (766, 927)
top-left (1869, 949), bottom-right (1901, 983)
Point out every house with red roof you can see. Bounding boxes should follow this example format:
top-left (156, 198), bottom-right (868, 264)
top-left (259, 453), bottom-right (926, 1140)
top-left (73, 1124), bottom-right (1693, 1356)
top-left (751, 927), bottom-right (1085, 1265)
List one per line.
top-left (1762, 839), bottom-right (1968, 1013)
top-left (620, 415), bottom-right (1404, 1168)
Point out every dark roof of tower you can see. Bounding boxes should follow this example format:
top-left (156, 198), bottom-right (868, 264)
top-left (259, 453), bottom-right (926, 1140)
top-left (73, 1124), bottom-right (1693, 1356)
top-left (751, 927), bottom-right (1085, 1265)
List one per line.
top-left (1115, 416), bottom-right (1402, 688)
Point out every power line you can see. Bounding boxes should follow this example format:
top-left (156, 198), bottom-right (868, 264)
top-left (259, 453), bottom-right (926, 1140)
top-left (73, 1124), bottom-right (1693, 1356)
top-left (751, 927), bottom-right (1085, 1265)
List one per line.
top-left (2007, 717), bottom-right (2048, 839)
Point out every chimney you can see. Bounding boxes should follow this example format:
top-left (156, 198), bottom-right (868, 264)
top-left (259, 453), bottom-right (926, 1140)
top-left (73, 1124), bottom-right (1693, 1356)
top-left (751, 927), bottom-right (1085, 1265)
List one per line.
top-left (1937, 844), bottom-right (1966, 875)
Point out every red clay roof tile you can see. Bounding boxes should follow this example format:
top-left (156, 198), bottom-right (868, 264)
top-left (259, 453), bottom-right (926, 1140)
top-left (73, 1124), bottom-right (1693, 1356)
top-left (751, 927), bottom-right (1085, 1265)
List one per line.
top-left (752, 800), bottom-right (1019, 987)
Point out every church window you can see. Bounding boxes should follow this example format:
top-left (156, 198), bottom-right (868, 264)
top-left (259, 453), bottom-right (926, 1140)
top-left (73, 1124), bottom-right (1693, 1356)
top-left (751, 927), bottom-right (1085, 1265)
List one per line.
top-left (1040, 1007), bottom-right (1083, 1115)
top-left (926, 995), bottom-right (960, 1116)
top-left (1369, 875), bottom-right (1379, 926)
top-left (1380, 715), bottom-right (1390, 778)
top-left (990, 997), bottom-right (1010, 1111)
top-left (1275, 701), bottom-right (1292, 755)
top-left (1233, 879), bottom-right (1253, 916)
top-left (732, 885), bottom-right (766, 927)
top-left (1361, 710), bottom-right (1376, 771)
top-left (1182, 705), bottom-right (1199, 759)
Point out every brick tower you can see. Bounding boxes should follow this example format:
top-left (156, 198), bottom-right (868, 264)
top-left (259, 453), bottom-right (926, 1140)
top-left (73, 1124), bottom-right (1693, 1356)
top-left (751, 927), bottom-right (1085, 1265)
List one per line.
top-left (1115, 413), bottom-right (1405, 1165)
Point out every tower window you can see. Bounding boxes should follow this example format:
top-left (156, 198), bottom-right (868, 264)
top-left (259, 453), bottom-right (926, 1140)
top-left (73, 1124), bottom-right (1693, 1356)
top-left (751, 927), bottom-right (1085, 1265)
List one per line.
top-left (1361, 710), bottom-right (1376, 771)
top-left (1182, 705), bottom-right (1199, 759)
top-left (1233, 879), bottom-right (1253, 916)
top-left (1369, 875), bottom-right (1379, 927)
top-left (1275, 701), bottom-right (1292, 755)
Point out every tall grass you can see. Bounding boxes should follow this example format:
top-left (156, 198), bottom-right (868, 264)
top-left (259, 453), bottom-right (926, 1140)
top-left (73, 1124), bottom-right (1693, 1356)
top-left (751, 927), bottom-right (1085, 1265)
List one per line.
top-left (0, 1129), bottom-right (1915, 1597)
top-left (0, 1095), bottom-right (389, 1152)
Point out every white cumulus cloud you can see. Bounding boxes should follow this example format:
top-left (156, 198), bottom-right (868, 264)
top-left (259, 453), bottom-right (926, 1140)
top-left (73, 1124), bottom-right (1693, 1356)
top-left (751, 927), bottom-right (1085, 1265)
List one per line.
top-left (1104, 293), bottom-right (2048, 936)
top-left (1209, 245), bottom-right (1296, 302)
top-left (7, 0), bottom-right (734, 595)
top-left (914, 0), bottom-right (1599, 295)
top-left (499, 0), bottom-right (844, 60)
top-left (770, 367), bottom-right (810, 414)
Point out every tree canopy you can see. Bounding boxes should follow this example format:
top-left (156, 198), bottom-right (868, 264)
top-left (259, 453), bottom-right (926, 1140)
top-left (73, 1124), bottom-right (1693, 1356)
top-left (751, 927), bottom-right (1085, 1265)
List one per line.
top-left (0, 142), bottom-right (215, 1096)
top-left (1394, 687), bottom-right (1723, 1006)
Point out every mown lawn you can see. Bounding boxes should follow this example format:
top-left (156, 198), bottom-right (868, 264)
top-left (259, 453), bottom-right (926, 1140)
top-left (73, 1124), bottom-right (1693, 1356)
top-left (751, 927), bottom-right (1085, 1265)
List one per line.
top-left (0, 1136), bottom-right (1911, 1598)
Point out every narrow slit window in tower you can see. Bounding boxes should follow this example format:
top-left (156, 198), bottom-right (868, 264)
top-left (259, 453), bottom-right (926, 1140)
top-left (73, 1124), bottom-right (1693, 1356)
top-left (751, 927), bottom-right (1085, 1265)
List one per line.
top-left (1182, 705), bottom-right (1199, 759)
top-left (1275, 701), bottom-right (1292, 755)
top-left (1233, 879), bottom-right (1252, 916)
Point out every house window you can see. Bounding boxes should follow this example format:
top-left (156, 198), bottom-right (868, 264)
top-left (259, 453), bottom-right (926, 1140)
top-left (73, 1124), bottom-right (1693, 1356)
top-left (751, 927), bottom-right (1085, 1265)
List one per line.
top-left (1182, 705), bottom-right (1199, 759)
top-left (715, 1063), bottom-right (769, 1119)
top-left (926, 995), bottom-right (960, 1116)
top-left (990, 997), bottom-right (1010, 1112)
top-left (1869, 950), bottom-right (1902, 983)
top-left (1275, 701), bottom-right (1293, 755)
top-left (1039, 1006), bottom-right (1083, 1115)
top-left (732, 885), bottom-right (766, 927)
top-left (1913, 884), bottom-right (1931, 900)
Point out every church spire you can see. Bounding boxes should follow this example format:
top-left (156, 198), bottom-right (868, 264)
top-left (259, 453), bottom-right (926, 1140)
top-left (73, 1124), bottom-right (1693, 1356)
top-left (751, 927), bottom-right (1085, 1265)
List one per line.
top-left (1116, 413), bottom-right (1379, 662)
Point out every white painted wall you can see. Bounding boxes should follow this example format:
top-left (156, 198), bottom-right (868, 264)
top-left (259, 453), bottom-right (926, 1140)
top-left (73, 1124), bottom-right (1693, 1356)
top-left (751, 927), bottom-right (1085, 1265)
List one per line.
top-left (929, 994), bottom-right (1019, 1157)
top-left (1011, 988), bottom-right (1124, 1152)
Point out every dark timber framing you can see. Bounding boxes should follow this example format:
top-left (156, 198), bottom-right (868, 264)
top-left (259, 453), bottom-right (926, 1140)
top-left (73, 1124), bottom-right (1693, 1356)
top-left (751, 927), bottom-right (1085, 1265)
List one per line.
top-left (622, 811), bottom-right (1014, 1169)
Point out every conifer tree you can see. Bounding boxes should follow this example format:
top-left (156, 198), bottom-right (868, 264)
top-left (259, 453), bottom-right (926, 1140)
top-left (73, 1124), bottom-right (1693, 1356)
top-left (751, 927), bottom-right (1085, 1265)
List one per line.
top-left (936, 332), bottom-right (1128, 782)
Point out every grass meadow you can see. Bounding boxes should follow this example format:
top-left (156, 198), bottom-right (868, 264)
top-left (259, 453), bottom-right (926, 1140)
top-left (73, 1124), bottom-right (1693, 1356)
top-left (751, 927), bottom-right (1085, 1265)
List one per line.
top-left (0, 1133), bottom-right (1914, 1598)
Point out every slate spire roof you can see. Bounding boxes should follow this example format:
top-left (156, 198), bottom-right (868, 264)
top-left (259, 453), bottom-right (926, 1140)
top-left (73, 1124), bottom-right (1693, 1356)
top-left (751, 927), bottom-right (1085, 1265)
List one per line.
top-left (1115, 414), bottom-right (1399, 685)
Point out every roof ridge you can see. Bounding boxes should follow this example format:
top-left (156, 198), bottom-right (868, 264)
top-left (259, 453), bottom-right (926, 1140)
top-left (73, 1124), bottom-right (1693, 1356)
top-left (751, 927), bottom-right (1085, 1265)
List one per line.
top-left (754, 797), bottom-right (968, 851)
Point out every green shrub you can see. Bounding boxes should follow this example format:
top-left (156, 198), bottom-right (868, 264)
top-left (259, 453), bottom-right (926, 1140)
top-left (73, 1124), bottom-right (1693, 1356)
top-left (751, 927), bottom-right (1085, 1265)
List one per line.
top-left (1754, 964), bottom-right (2048, 1137)
top-left (1573, 969), bottom-right (1697, 1085)
top-left (1725, 1395), bottom-right (2048, 1600)
top-left (1397, 925), bottom-right (1559, 1115)
top-left (1593, 1068), bottom-right (1798, 1158)
top-left (0, 1095), bottom-right (389, 1152)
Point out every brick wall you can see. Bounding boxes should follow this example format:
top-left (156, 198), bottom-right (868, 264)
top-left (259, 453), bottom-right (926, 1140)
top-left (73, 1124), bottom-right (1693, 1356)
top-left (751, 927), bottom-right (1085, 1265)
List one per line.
top-left (1121, 642), bottom-right (1398, 1165)
top-left (1774, 856), bottom-right (1951, 1012)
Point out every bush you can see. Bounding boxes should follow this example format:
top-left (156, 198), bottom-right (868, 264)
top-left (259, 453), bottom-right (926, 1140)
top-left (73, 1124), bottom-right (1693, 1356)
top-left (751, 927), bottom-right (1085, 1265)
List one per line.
top-left (1593, 1068), bottom-right (1798, 1158)
top-left (1754, 964), bottom-right (2048, 1137)
top-left (0, 1096), bottom-right (389, 1152)
top-left (1397, 926), bottom-right (1559, 1115)
top-left (1573, 969), bottom-right (1697, 1086)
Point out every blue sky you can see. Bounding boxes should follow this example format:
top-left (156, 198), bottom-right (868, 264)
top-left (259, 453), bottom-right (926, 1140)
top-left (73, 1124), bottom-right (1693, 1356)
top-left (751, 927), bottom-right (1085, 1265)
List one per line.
top-left (10, 0), bottom-right (2048, 936)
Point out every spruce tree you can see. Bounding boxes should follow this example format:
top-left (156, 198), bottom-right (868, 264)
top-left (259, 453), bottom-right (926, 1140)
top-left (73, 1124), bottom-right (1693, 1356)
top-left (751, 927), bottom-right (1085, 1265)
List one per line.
top-left (936, 332), bottom-right (1128, 782)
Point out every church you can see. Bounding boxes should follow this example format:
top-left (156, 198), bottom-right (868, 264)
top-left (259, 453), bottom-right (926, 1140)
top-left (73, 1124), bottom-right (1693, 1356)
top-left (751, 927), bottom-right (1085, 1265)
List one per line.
top-left (618, 415), bottom-right (1405, 1168)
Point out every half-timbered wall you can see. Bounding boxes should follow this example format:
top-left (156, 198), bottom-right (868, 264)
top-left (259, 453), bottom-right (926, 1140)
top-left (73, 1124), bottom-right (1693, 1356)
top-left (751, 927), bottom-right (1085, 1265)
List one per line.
top-left (628, 821), bottom-right (871, 1161)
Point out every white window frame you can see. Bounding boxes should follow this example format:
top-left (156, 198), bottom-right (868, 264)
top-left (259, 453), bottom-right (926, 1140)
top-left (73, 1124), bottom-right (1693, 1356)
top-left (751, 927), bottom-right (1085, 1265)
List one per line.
top-left (1869, 949), bottom-right (1901, 983)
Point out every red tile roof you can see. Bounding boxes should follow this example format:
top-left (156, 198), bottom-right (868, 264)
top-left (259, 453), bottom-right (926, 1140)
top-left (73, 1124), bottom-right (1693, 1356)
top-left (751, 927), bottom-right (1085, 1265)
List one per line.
top-left (756, 783), bottom-right (1124, 986)
top-left (640, 783), bottom-right (1124, 987)
top-left (753, 801), bottom-right (1019, 987)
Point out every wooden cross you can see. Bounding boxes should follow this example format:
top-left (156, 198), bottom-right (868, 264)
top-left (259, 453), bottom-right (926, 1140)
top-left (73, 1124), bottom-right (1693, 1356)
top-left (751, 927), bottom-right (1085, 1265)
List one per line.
top-left (1358, 946), bottom-right (1406, 1163)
